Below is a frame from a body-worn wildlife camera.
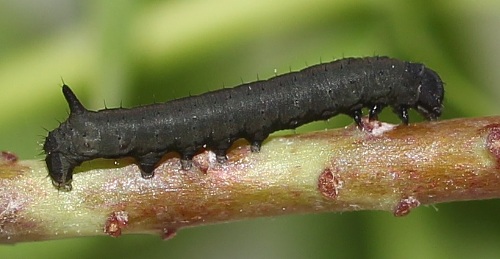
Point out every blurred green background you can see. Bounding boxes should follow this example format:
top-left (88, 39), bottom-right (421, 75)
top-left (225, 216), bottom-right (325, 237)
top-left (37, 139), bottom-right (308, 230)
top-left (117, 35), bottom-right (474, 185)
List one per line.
top-left (1, 0), bottom-right (500, 258)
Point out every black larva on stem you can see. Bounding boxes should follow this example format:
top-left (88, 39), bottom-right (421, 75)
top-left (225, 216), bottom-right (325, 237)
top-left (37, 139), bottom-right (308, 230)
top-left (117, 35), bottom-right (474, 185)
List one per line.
top-left (43, 56), bottom-right (444, 191)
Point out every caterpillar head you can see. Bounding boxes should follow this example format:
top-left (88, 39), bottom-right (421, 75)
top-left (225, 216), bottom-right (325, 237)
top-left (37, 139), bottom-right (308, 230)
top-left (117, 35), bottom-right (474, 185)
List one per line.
top-left (43, 85), bottom-right (89, 191)
top-left (416, 66), bottom-right (444, 120)
top-left (44, 132), bottom-right (74, 191)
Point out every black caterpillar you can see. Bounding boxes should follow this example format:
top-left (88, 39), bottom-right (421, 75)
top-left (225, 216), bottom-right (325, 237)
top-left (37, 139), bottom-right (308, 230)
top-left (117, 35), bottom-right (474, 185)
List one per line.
top-left (44, 56), bottom-right (444, 191)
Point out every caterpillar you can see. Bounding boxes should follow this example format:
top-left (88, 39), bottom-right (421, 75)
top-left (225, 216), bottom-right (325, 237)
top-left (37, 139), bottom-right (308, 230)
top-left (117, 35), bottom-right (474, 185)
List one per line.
top-left (44, 56), bottom-right (444, 191)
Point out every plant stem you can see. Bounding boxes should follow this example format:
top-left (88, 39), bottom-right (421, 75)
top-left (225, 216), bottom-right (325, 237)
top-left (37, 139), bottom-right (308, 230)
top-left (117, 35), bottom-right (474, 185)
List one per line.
top-left (1, 116), bottom-right (500, 243)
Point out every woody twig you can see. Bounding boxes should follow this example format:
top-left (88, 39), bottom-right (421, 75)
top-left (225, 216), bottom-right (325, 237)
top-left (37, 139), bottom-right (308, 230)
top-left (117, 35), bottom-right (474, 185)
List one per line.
top-left (1, 116), bottom-right (499, 243)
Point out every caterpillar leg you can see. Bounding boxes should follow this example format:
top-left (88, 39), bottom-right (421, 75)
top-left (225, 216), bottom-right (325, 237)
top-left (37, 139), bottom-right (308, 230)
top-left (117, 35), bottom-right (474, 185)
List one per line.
top-left (352, 109), bottom-right (363, 128)
top-left (215, 153), bottom-right (228, 163)
top-left (213, 138), bottom-right (236, 163)
top-left (213, 148), bottom-right (229, 163)
top-left (180, 152), bottom-right (195, 170)
top-left (395, 106), bottom-right (410, 125)
top-left (369, 104), bottom-right (385, 121)
top-left (249, 132), bottom-right (269, 152)
top-left (137, 153), bottom-right (163, 178)
top-left (250, 141), bottom-right (262, 152)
